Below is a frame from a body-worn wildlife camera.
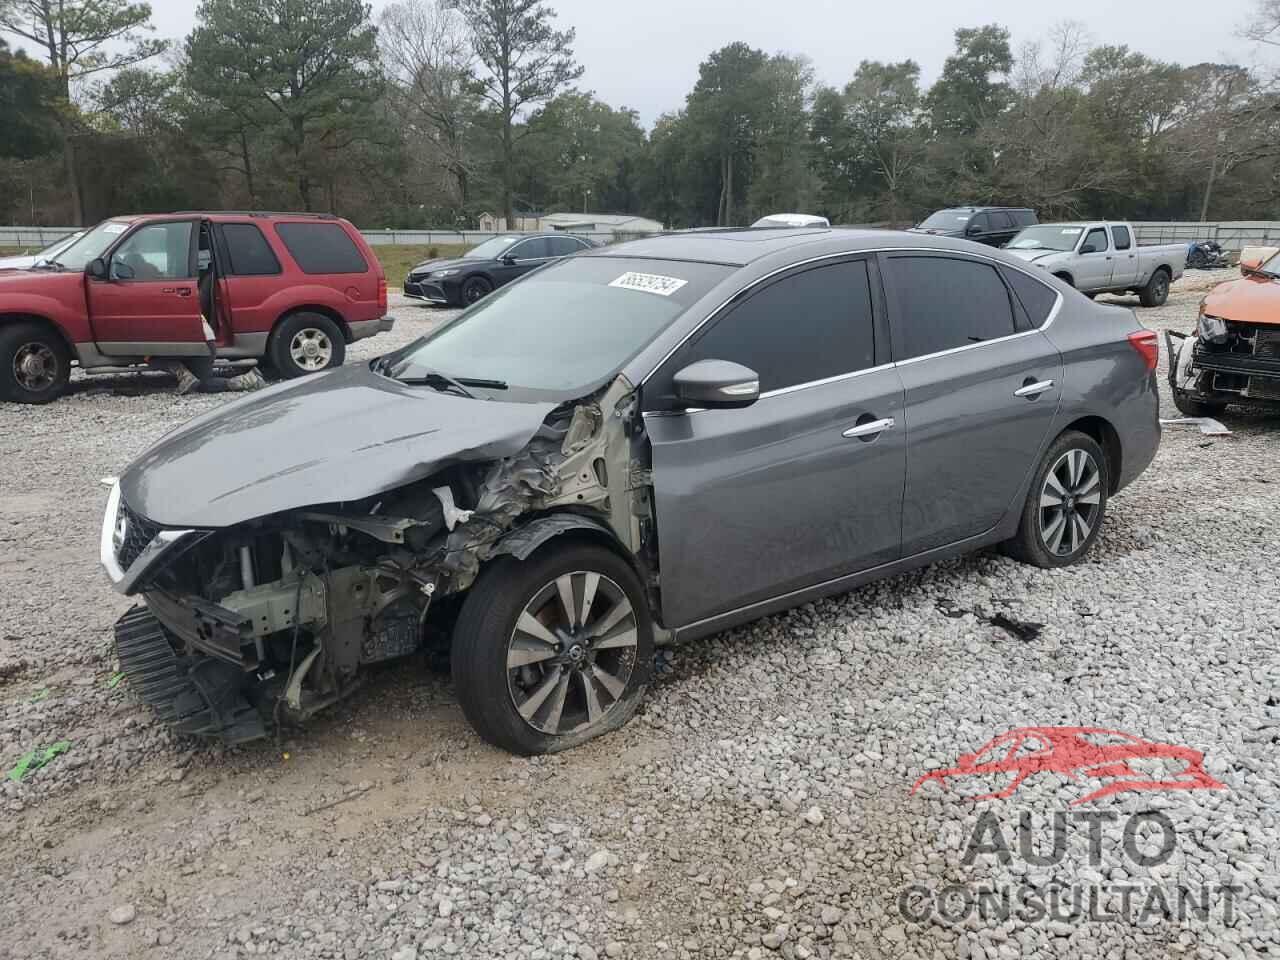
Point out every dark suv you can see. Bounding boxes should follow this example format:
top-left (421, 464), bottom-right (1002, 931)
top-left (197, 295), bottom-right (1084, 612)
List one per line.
top-left (910, 207), bottom-right (1037, 247)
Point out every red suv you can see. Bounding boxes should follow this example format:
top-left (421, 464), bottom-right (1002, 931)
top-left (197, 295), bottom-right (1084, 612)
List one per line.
top-left (0, 212), bottom-right (392, 403)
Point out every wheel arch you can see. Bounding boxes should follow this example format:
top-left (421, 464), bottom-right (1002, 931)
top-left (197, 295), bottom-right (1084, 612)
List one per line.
top-left (0, 312), bottom-right (77, 358)
top-left (489, 512), bottom-right (636, 568)
top-left (1052, 271), bottom-right (1075, 288)
top-left (1059, 415), bottom-right (1122, 494)
top-left (274, 304), bottom-right (351, 343)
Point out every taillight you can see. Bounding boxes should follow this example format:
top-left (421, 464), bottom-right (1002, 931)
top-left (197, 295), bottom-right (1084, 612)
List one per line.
top-left (1127, 329), bottom-right (1159, 371)
top-left (377, 278), bottom-right (387, 313)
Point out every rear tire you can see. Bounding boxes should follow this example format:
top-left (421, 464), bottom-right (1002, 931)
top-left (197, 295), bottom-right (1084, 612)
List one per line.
top-left (451, 543), bottom-right (653, 755)
top-left (1171, 389), bottom-right (1227, 418)
top-left (268, 312), bottom-right (345, 379)
top-left (0, 322), bottom-right (71, 404)
top-left (1004, 430), bottom-right (1109, 569)
top-left (1138, 269), bottom-right (1170, 307)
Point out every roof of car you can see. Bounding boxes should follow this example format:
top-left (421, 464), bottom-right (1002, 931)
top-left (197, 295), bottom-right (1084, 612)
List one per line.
top-left (590, 227), bottom-right (870, 266)
top-left (103, 211), bottom-right (345, 223)
top-left (942, 206), bottom-right (1034, 213)
top-left (592, 227), bottom-right (1033, 267)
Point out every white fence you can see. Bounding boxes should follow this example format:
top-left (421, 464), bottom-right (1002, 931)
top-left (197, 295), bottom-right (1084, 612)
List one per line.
top-left (4, 220), bottom-right (1279, 254)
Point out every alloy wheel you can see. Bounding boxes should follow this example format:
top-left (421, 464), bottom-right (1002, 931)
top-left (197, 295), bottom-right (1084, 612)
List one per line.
top-left (289, 328), bottom-right (333, 372)
top-left (13, 342), bottom-right (58, 392)
top-left (1038, 448), bottom-right (1102, 557)
top-left (506, 571), bottom-right (639, 736)
top-left (465, 282), bottom-right (489, 304)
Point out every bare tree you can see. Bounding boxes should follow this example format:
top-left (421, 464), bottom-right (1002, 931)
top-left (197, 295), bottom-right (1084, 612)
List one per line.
top-left (1243, 0), bottom-right (1280, 46)
top-left (380, 0), bottom-right (479, 209)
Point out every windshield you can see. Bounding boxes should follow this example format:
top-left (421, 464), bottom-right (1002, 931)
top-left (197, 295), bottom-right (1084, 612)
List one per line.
top-left (918, 210), bottom-right (973, 230)
top-left (465, 236), bottom-right (522, 260)
top-left (1007, 225), bottom-right (1083, 252)
top-left (388, 256), bottom-right (733, 398)
top-left (52, 220), bottom-right (132, 270)
top-left (1262, 250), bottom-right (1280, 277)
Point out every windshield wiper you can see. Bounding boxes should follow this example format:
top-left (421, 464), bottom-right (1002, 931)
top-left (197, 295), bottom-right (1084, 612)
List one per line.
top-left (397, 371), bottom-right (476, 399)
top-left (30, 259), bottom-right (63, 271)
top-left (452, 376), bottom-right (508, 390)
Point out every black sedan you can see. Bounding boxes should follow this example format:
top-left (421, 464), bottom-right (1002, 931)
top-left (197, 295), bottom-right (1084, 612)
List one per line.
top-left (403, 233), bottom-right (598, 306)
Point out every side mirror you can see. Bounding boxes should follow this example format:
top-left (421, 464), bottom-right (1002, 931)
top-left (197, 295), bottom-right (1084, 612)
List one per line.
top-left (1240, 255), bottom-right (1263, 276)
top-left (1079, 243), bottom-right (1098, 255)
top-left (965, 224), bottom-right (981, 236)
top-left (501, 255), bottom-right (517, 265)
top-left (87, 258), bottom-right (107, 280)
top-left (672, 359), bottom-right (760, 410)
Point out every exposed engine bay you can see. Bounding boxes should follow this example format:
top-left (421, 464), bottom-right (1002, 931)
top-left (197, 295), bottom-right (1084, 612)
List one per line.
top-left (106, 377), bottom-right (657, 744)
top-left (1168, 317), bottom-right (1280, 406)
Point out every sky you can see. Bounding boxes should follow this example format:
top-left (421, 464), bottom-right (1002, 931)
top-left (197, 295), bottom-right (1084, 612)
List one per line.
top-left (15, 0), bottom-right (1273, 127)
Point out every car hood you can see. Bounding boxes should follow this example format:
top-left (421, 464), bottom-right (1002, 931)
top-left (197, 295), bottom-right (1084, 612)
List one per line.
top-left (1004, 249), bottom-right (1064, 263)
top-left (119, 364), bottom-right (556, 528)
top-left (0, 257), bottom-right (37, 270)
top-left (1201, 274), bottom-right (1280, 327)
top-left (407, 256), bottom-right (480, 276)
top-left (0, 266), bottom-right (71, 286)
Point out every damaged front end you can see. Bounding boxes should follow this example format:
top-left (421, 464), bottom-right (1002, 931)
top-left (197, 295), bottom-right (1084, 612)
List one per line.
top-left (1167, 312), bottom-right (1280, 409)
top-left (101, 378), bottom-right (654, 744)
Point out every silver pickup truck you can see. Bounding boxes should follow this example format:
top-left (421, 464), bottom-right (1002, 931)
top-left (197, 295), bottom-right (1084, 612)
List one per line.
top-left (1004, 221), bottom-right (1186, 306)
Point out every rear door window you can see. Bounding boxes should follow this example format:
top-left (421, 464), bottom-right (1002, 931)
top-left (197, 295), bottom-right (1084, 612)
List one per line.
top-left (275, 222), bottom-right (367, 274)
top-left (548, 236), bottom-right (584, 256)
top-left (1111, 226), bottom-right (1132, 251)
top-left (673, 259), bottom-right (876, 394)
top-left (883, 255), bottom-right (1017, 360)
top-left (221, 223), bottom-right (282, 276)
top-left (511, 238), bottom-right (552, 260)
top-left (989, 211), bottom-right (1015, 230)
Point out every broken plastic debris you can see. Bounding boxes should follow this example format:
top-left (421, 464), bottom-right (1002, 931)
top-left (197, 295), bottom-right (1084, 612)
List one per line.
top-left (107, 672), bottom-right (125, 689)
top-left (7, 740), bottom-right (71, 782)
top-left (29, 688), bottom-right (49, 703)
top-left (1159, 417), bottom-right (1231, 436)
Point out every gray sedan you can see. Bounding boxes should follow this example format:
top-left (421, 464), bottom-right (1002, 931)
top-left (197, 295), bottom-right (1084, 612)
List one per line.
top-left (100, 228), bottom-right (1161, 755)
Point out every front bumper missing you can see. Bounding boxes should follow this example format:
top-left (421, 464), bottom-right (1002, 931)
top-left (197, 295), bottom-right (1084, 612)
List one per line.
top-left (348, 316), bottom-right (396, 340)
top-left (115, 605), bottom-right (266, 743)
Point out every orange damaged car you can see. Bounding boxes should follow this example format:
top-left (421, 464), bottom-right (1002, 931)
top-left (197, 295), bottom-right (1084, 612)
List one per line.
top-left (1166, 247), bottom-right (1280, 416)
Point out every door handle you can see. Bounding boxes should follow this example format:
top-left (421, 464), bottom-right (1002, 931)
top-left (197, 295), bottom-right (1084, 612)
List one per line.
top-left (1014, 379), bottom-right (1055, 399)
top-left (175, 287), bottom-right (192, 297)
top-left (843, 417), bottom-right (895, 439)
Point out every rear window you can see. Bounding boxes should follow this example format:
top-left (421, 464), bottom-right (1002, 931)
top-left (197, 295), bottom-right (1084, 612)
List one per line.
top-left (275, 222), bottom-right (367, 274)
top-left (221, 223), bottom-right (281, 276)
top-left (1001, 266), bottom-right (1060, 327)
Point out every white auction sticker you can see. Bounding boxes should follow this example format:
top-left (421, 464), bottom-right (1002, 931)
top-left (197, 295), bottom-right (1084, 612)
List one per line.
top-left (609, 271), bottom-right (688, 297)
top-left (103, 222), bottom-right (129, 234)
top-left (1061, 227), bottom-right (1082, 234)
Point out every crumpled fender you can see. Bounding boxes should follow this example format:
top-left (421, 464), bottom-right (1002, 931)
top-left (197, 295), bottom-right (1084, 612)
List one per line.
top-left (490, 513), bottom-right (622, 562)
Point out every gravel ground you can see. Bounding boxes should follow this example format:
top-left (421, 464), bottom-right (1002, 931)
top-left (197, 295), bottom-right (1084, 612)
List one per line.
top-left (1, 276), bottom-right (1277, 960)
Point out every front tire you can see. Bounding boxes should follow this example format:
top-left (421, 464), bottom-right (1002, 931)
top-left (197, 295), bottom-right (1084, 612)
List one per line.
top-left (1139, 269), bottom-right (1170, 307)
top-left (0, 322), bottom-right (71, 404)
top-left (1004, 430), bottom-right (1109, 569)
top-left (451, 543), bottom-right (653, 755)
top-left (268, 312), bottom-right (345, 379)
top-left (460, 276), bottom-right (493, 306)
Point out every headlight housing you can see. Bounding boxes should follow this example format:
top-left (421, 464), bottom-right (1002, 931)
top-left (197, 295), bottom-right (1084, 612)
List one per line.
top-left (1197, 312), bottom-right (1229, 345)
top-left (431, 268), bottom-right (459, 278)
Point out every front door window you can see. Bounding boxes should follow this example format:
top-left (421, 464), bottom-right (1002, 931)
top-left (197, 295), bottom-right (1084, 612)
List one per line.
top-left (111, 222), bottom-right (194, 281)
